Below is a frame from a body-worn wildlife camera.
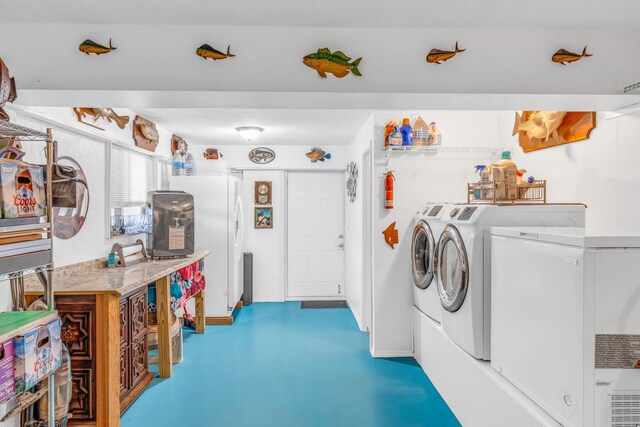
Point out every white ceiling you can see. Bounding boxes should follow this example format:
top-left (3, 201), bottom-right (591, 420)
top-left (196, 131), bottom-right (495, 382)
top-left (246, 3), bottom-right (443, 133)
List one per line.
top-left (1, 0), bottom-right (639, 30)
top-left (135, 108), bottom-right (372, 146)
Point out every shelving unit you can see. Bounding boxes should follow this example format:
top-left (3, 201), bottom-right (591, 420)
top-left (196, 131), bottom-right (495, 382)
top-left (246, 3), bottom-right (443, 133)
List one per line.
top-left (383, 145), bottom-right (513, 165)
top-left (0, 121), bottom-right (57, 427)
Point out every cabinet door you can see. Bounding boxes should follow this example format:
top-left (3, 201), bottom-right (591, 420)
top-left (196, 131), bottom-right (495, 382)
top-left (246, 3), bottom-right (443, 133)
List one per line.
top-left (55, 295), bottom-right (97, 422)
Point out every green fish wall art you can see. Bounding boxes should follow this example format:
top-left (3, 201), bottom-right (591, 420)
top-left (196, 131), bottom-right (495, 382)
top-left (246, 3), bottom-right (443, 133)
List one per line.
top-left (303, 48), bottom-right (362, 79)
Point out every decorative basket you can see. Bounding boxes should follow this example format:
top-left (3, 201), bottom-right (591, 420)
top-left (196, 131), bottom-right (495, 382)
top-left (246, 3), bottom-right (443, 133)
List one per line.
top-left (468, 180), bottom-right (546, 204)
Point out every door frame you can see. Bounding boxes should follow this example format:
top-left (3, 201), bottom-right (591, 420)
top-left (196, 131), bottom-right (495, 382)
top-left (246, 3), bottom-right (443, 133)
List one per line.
top-left (362, 144), bottom-right (373, 332)
top-left (285, 170), bottom-right (347, 301)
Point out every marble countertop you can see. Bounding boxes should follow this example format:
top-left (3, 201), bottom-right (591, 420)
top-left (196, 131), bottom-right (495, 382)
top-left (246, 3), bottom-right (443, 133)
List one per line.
top-left (25, 250), bottom-right (210, 296)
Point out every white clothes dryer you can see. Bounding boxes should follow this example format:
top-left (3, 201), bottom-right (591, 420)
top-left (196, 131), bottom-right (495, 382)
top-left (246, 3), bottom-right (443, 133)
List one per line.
top-left (411, 203), bottom-right (447, 323)
top-left (435, 204), bottom-right (585, 360)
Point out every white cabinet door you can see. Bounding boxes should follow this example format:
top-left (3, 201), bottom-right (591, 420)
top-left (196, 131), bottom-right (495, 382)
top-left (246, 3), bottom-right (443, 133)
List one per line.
top-left (287, 172), bottom-right (344, 299)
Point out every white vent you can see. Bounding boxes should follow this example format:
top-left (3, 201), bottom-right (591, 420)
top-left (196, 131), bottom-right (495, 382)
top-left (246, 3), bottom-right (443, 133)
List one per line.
top-left (611, 391), bottom-right (640, 427)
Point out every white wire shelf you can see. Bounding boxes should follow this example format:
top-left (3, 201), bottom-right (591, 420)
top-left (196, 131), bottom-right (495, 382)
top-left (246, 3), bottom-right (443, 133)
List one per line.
top-left (0, 120), bottom-right (49, 142)
top-left (0, 262), bottom-right (52, 282)
top-left (383, 145), bottom-right (513, 164)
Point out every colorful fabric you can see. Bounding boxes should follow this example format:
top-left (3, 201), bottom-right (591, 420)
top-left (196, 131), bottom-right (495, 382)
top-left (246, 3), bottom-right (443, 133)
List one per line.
top-left (147, 261), bottom-right (207, 313)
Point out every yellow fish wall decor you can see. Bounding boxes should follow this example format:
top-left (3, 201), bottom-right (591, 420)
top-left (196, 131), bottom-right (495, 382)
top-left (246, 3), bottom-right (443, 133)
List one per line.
top-left (552, 46), bottom-right (592, 65)
top-left (79, 38), bottom-right (117, 55)
top-left (303, 48), bottom-right (362, 79)
top-left (306, 147), bottom-right (332, 163)
top-left (426, 42), bottom-right (465, 64)
top-left (195, 44), bottom-right (235, 60)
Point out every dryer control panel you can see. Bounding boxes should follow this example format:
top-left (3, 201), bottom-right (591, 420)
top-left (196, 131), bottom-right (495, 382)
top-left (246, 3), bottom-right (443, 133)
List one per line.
top-left (458, 207), bottom-right (478, 221)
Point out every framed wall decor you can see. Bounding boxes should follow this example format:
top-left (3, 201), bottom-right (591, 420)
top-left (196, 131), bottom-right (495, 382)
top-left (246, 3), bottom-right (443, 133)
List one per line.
top-left (255, 181), bottom-right (272, 205)
top-left (255, 207), bottom-right (273, 229)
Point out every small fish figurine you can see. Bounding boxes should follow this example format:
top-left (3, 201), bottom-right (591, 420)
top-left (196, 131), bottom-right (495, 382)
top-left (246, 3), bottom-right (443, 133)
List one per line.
top-left (79, 38), bottom-right (117, 55)
top-left (303, 48), bottom-right (362, 79)
top-left (306, 147), bottom-right (332, 163)
top-left (552, 46), bottom-right (592, 65)
top-left (196, 44), bottom-right (235, 60)
top-left (382, 222), bottom-right (399, 249)
top-left (426, 42), bottom-right (465, 64)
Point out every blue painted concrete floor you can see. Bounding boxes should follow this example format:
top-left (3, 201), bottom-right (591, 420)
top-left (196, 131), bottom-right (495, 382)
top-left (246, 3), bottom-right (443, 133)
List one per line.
top-left (122, 302), bottom-right (460, 427)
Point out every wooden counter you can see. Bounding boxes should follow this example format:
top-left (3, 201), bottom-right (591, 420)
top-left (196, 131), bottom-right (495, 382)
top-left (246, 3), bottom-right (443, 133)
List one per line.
top-left (25, 250), bottom-right (210, 427)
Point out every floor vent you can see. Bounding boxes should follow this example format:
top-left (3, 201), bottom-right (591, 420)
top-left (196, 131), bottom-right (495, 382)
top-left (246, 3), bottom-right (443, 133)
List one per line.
top-left (611, 391), bottom-right (640, 427)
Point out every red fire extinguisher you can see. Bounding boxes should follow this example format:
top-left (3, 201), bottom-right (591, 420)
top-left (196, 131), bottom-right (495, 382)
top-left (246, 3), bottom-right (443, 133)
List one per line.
top-left (384, 171), bottom-right (395, 210)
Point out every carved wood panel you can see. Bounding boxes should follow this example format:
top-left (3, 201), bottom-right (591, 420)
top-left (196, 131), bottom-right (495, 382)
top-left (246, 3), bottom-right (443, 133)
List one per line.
top-left (120, 345), bottom-right (130, 397)
top-left (130, 336), bottom-right (148, 388)
top-left (129, 289), bottom-right (147, 340)
top-left (54, 295), bottom-right (97, 423)
top-left (120, 300), bottom-right (128, 346)
top-left (69, 368), bottom-right (94, 421)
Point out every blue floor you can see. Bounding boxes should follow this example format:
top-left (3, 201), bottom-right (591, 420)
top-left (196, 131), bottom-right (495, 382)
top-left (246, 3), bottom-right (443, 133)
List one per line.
top-left (122, 302), bottom-right (460, 427)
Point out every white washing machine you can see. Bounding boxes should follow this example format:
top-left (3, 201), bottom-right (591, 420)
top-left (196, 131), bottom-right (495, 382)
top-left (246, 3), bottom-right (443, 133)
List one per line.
top-left (411, 203), bottom-right (447, 323)
top-left (435, 204), bottom-right (585, 360)
top-left (491, 227), bottom-right (640, 427)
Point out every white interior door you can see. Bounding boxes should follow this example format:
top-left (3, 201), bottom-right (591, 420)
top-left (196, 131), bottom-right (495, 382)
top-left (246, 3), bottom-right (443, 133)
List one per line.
top-left (288, 172), bottom-right (345, 299)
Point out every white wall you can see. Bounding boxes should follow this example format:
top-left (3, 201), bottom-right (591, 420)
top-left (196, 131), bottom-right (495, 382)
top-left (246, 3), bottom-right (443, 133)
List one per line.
top-left (371, 110), bottom-right (514, 357)
top-left (344, 115), bottom-right (374, 331)
top-left (1, 24), bottom-right (639, 95)
top-left (502, 111), bottom-right (640, 231)
top-left (241, 171), bottom-right (286, 302)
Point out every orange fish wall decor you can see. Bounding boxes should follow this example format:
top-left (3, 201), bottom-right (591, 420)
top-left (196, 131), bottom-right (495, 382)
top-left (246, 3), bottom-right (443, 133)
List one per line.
top-left (551, 46), bottom-right (592, 65)
top-left (382, 222), bottom-right (399, 249)
top-left (426, 42), bottom-right (465, 64)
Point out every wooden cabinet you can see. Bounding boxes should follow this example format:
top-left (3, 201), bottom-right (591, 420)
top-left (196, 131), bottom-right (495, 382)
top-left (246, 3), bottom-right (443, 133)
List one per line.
top-left (33, 288), bottom-right (152, 426)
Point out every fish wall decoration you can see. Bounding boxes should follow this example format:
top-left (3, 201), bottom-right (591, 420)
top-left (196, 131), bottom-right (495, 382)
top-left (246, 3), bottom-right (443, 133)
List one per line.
top-left (0, 58), bottom-right (17, 121)
top-left (73, 108), bottom-right (130, 130)
top-left (249, 147), bottom-right (276, 164)
top-left (382, 222), bottom-right (399, 249)
top-left (196, 44), bottom-right (235, 60)
top-left (426, 42), bottom-right (465, 64)
top-left (552, 46), bottom-right (592, 65)
top-left (513, 111), bottom-right (597, 153)
top-left (79, 38), bottom-right (117, 55)
top-left (306, 147), bottom-right (332, 163)
top-left (203, 148), bottom-right (223, 160)
top-left (303, 48), bottom-right (362, 79)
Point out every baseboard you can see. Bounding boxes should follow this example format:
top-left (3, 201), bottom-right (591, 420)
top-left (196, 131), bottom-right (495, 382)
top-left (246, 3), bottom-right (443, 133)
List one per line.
top-left (346, 298), bottom-right (366, 332)
top-left (206, 316), bottom-right (233, 325)
top-left (413, 307), bottom-right (560, 427)
top-left (369, 349), bottom-right (414, 358)
top-left (286, 296), bottom-right (347, 302)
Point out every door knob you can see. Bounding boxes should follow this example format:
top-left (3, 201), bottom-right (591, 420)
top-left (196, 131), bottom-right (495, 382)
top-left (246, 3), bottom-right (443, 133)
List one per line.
top-left (337, 243), bottom-right (344, 249)
top-left (338, 234), bottom-right (344, 239)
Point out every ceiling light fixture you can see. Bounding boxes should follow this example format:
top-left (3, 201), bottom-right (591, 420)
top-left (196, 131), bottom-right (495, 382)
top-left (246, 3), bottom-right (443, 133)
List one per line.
top-left (236, 126), bottom-right (264, 141)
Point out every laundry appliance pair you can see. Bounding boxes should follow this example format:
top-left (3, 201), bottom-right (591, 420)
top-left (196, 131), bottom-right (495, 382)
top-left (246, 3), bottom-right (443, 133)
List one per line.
top-left (411, 203), bottom-right (585, 360)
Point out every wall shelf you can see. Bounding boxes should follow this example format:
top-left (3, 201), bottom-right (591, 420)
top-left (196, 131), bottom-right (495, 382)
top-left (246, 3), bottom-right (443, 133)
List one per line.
top-left (383, 145), bottom-right (513, 165)
top-left (0, 310), bottom-right (58, 343)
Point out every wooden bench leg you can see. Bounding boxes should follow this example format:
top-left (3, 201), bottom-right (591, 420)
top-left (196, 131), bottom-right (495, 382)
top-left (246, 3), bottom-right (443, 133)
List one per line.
top-left (195, 289), bottom-right (206, 334)
top-left (156, 275), bottom-right (173, 378)
top-left (96, 294), bottom-right (121, 427)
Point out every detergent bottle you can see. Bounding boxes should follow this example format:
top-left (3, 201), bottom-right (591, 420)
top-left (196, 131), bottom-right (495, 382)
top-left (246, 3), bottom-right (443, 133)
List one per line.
top-left (389, 126), bottom-right (403, 146)
top-left (493, 151), bottom-right (518, 199)
top-left (400, 118), bottom-right (413, 146)
top-left (474, 165), bottom-right (490, 200)
top-left (384, 120), bottom-right (398, 147)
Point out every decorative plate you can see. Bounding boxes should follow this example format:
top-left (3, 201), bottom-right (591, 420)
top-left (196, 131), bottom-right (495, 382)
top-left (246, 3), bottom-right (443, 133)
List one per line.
top-left (248, 147), bottom-right (275, 164)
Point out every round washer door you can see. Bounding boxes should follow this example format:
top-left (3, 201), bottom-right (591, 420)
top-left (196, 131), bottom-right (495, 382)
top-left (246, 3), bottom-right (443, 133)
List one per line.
top-left (436, 224), bottom-right (469, 312)
top-left (411, 220), bottom-right (436, 289)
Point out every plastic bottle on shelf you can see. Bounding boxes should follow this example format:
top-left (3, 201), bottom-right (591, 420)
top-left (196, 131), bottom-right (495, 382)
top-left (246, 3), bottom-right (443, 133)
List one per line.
top-left (400, 118), bottom-right (413, 146)
top-left (171, 151), bottom-right (185, 176)
top-left (389, 126), bottom-right (403, 146)
top-left (427, 122), bottom-right (442, 146)
top-left (384, 120), bottom-right (398, 147)
top-left (412, 116), bottom-right (429, 146)
top-left (493, 151), bottom-right (518, 199)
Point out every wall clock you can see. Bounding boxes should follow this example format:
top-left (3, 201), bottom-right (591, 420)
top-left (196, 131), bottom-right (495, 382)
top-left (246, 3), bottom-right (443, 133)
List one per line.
top-left (255, 181), bottom-right (272, 205)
